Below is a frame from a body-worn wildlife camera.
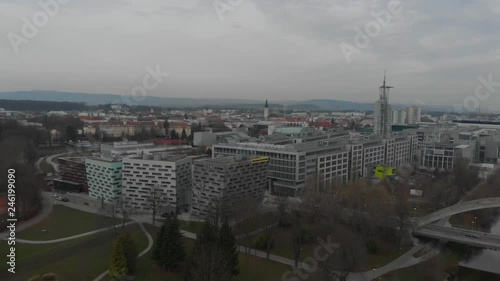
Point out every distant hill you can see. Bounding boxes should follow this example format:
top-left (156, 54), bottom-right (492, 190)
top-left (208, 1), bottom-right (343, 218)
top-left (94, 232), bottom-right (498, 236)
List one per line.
top-left (0, 91), bottom-right (261, 107)
top-left (0, 91), bottom-right (457, 112)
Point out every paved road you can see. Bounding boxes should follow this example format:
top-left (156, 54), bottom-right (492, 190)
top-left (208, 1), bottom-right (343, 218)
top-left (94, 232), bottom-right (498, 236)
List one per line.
top-left (8, 222), bottom-right (136, 244)
top-left (417, 197), bottom-right (500, 227)
top-left (46, 152), bottom-right (73, 173)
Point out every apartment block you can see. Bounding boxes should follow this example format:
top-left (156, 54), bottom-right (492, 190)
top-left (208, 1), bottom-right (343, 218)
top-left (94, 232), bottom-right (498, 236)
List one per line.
top-left (85, 157), bottom-right (123, 203)
top-left (191, 156), bottom-right (269, 218)
top-left (122, 153), bottom-right (192, 214)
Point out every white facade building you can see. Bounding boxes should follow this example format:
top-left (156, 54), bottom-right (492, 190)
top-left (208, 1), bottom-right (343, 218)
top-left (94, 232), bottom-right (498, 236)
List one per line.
top-left (122, 153), bottom-right (192, 214)
top-left (85, 158), bottom-right (123, 203)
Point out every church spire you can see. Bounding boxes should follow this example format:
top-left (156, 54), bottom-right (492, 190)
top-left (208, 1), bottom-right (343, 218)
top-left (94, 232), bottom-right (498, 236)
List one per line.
top-left (265, 99), bottom-right (268, 108)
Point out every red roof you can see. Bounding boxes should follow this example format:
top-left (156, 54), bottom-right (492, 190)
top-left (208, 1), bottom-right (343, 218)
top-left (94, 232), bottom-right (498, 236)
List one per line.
top-left (169, 122), bottom-right (189, 128)
top-left (79, 115), bottom-right (105, 121)
top-left (315, 121), bottom-right (336, 128)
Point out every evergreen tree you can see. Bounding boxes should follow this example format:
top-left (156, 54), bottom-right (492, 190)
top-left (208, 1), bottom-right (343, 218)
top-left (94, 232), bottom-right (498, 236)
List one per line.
top-left (181, 128), bottom-right (188, 140)
top-left (170, 129), bottom-right (179, 140)
top-left (152, 218), bottom-right (170, 262)
top-left (109, 235), bottom-right (128, 280)
top-left (163, 119), bottom-right (170, 136)
top-left (121, 233), bottom-right (138, 274)
top-left (159, 216), bottom-right (185, 271)
top-left (218, 221), bottom-right (240, 276)
top-left (197, 221), bottom-right (218, 246)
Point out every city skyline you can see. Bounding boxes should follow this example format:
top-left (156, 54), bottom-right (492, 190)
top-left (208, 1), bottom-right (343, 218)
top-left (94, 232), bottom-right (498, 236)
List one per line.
top-left (1, 0), bottom-right (499, 108)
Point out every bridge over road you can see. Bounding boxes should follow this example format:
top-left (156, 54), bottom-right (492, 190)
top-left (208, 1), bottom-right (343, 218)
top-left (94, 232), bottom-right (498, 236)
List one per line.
top-left (414, 224), bottom-right (500, 250)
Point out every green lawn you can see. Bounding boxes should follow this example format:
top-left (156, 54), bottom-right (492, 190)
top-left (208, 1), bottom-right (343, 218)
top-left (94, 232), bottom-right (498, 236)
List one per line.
top-left (233, 212), bottom-right (279, 235)
top-left (136, 224), bottom-right (295, 281)
top-left (368, 247), bottom-right (410, 269)
top-left (0, 224), bottom-right (147, 281)
top-left (179, 220), bottom-right (205, 235)
top-left (39, 158), bottom-right (55, 174)
top-left (18, 205), bottom-right (125, 240)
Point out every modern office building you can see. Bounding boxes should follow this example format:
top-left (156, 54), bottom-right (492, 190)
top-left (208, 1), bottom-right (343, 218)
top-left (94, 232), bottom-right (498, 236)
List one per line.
top-left (53, 157), bottom-right (88, 193)
top-left (122, 153), bottom-right (192, 214)
top-left (421, 143), bottom-right (473, 170)
top-left (191, 156), bottom-right (269, 218)
top-left (85, 157), bottom-right (123, 203)
top-left (374, 73), bottom-right (393, 137)
top-left (213, 131), bottom-right (418, 196)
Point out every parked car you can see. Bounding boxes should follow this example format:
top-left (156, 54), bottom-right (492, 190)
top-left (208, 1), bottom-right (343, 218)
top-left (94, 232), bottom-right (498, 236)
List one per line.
top-left (61, 198), bottom-right (69, 202)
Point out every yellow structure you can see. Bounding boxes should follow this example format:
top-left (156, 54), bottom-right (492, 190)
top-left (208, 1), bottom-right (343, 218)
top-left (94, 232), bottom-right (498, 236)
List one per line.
top-left (374, 165), bottom-right (396, 180)
top-left (251, 157), bottom-right (270, 164)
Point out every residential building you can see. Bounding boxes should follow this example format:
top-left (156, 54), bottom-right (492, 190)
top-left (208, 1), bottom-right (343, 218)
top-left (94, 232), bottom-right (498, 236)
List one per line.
top-left (406, 106), bottom-right (422, 125)
top-left (85, 157), bottom-right (123, 203)
top-left (392, 109), bottom-right (407, 125)
top-left (191, 156), bottom-right (269, 218)
top-left (122, 153), bottom-right (192, 214)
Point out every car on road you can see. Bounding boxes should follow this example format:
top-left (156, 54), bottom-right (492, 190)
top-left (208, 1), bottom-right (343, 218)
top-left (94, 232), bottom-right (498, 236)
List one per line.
top-left (465, 234), bottom-right (480, 239)
top-left (52, 193), bottom-right (59, 198)
top-left (61, 198), bottom-right (69, 202)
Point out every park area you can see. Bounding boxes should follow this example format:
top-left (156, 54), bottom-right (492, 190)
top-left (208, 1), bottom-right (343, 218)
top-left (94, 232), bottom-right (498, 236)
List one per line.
top-left (0, 206), bottom-right (146, 281)
top-left (0, 205), bottom-right (300, 281)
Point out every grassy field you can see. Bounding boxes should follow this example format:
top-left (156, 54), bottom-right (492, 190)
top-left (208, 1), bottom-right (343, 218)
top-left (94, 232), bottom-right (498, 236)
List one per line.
top-left (39, 158), bottom-right (55, 174)
top-left (179, 220), bottom-right (205, 235)
top-left (0, 224), bottom-right (147, 281)
top-left (135, 224), bottom-right (295, 281)
top-left (368, 246), bottom-right (410, 269)
top-left (238, 225), bottom-right (315, 261)
top-left (17, 205), bottom-right (124, 240)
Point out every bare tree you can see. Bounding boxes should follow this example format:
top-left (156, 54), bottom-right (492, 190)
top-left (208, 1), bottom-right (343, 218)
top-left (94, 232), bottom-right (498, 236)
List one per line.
top-left (147, 185), bottom-right (169, 226)
top-left (119, 195), bottom-right (136, 228)
top-left (186, 243), bottom-right (232, 281)
top-left (393, 181), bottom-right (411, 247)
top-left (290, 210), bottom-right (305, 267)
top-left (319, 225), bottom-right (368, 281)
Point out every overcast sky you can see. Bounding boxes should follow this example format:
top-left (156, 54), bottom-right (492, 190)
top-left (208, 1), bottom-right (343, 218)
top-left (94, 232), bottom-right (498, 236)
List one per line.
top-left (1, 0), bottom-right (500, 109)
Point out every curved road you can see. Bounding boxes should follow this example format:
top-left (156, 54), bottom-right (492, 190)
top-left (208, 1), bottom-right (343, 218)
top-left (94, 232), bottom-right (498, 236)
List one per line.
top-left (417, 197), bottom-right (500, 227)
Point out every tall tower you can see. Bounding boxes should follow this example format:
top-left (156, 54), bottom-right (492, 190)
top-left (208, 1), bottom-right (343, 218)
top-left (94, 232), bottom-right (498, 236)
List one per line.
top-left (264, 99), bottom-right (269, 121)
top-left (374, 71), bottom-right (393, 136)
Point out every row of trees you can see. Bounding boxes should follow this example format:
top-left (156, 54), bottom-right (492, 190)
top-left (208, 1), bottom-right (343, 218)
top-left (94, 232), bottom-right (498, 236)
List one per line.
top-left (151, 214), bottom-right (239, 281)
